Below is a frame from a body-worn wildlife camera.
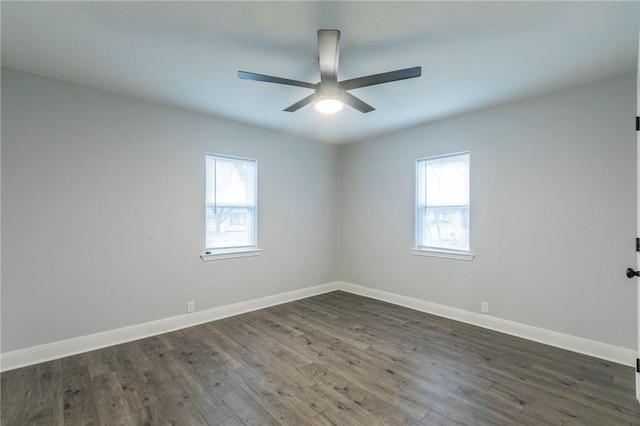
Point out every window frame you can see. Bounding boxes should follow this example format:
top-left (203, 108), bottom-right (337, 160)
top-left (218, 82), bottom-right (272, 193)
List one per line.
top-left (413, 151), bottom-right (474, 261)
top-left (201, 153), bottom-right (261, 261)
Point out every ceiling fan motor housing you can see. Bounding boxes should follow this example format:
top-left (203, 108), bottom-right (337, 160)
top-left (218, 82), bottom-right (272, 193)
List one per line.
top-left (316, 82), bottom-right (343, 102)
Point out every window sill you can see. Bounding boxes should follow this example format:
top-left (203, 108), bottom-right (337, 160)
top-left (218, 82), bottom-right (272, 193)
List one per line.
top-left (411, 248), bottom-right (475, 261)
top-left (201, 248), bottom-right (263, 261)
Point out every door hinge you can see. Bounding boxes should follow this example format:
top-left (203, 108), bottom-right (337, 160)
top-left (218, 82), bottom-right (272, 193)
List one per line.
top-left (637, 358), bottom-right (640, 373)
top-left (636, 238), bottom-right (640, 252)
top-left (636, 116), bottom-right (640, 131)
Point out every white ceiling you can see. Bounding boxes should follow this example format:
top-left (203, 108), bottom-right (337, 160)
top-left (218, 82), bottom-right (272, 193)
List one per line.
top-left (2, 1), bottom-right (638, 144)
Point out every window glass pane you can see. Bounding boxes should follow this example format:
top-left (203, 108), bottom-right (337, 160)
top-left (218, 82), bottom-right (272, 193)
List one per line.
top-left (417, 152), bottom-right (470, 252)
top-left (205, 154), bottom-right (256, 251)
top-left (425, 155), bottom-right (469, 207)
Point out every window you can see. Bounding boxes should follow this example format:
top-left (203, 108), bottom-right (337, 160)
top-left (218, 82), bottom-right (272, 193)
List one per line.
top-left (415, 152), bottom-right (471, 257)
top-left (204, 154), bottom-right (258, 258)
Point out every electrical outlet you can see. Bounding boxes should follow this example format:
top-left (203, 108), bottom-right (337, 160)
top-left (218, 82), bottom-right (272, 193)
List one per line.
top-left (481, 301), bottom-right (489, 313)
top-left (187, 301), bottom-right (195, 313)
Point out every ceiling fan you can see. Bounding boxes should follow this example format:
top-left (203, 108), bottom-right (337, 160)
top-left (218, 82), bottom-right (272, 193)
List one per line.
top-left (238, 30), bottom-right (422, 114)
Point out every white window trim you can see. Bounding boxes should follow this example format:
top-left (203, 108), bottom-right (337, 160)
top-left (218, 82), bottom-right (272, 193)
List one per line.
top-left (410, 248), bottom-right (475, 261)
top-left (201, 248), bottom-right (263, 261)
top-left (204, 153), bottom-right (259, 260)
top-left (415, 151), bottom-right (471, 257)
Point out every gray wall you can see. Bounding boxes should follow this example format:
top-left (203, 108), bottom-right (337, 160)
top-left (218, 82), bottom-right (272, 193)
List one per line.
top-left (2, 68), bottom-right (637, 355)
top-left (1, 68), bottom-right (340, 352)
top-left (340, 73), bottom-right (637, 349)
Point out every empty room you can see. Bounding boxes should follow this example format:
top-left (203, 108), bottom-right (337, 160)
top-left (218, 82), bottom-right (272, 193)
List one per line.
top-left (2, 1), bottom-right (640, 425)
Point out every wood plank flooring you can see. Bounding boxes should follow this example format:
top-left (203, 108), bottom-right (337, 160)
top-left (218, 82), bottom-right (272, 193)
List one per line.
top-left (2, 291), bottom-right (639, 425)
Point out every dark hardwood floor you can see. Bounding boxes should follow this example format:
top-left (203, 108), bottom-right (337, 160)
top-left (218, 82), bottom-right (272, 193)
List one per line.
top-left (2, 291), bottom-right (639, 425)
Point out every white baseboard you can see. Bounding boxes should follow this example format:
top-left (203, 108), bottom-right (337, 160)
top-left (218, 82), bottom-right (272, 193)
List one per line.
top-left (336, 281), bottom-right (637, 367)
top-left (2, 280), bottom-right (635, 371)
top-left (0, 282), bottom-right (340, 372)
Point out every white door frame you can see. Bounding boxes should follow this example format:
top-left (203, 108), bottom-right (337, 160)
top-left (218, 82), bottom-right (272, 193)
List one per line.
top-left (636, 25), bottom-right (640, 401)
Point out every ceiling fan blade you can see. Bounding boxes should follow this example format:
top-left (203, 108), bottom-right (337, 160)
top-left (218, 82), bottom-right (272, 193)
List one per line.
top-left (340, 66), bottom-right (422, 91)
top-left (318, 29), bottom-right (340, 82)
top-left (238, 71), bottom-right (316, 89)
top-left (342, 92), bottom-right (375, 113)
top-left (283, 93), bottom-right (316, 112)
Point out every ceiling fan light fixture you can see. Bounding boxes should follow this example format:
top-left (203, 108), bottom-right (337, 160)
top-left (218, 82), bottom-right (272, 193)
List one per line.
top-left (315, 98), bottom-right (343, 114)
top-left (238, 29), bottom-right (421, 114)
